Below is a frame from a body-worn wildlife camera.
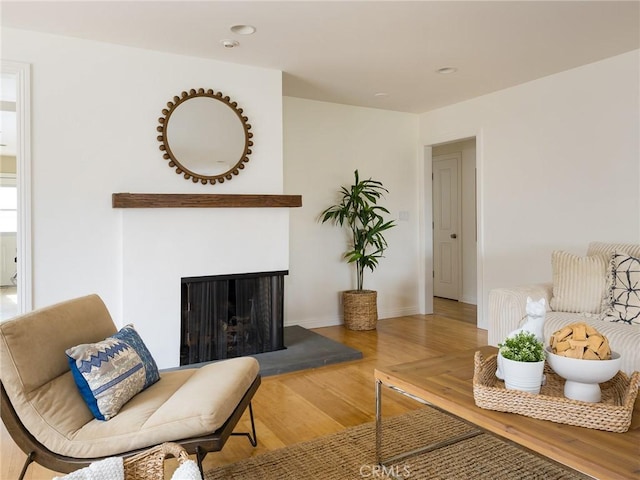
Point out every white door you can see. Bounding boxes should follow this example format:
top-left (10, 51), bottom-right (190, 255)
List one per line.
top-left (433, 154), bottom-right (461, 300)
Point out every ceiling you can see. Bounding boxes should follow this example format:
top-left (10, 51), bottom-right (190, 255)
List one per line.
top-left (1, 1), bottom-right (639, 114)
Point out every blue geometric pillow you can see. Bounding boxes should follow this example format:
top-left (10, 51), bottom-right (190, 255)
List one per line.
top-left (111, 325), bottom-right (160, 388)
top-left (66, 325), bottom-right (160, 421)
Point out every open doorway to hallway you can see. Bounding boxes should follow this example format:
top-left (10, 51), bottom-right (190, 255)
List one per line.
top-left (1, 73), bottom-right (18, 321)
top-left (1, 62), bottom-right (30, 322)
top-left (432, 138), bottom-right (477, 309)
top-left (433, 297), bottom-right (477, 325)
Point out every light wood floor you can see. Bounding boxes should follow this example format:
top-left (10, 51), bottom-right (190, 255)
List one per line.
top-left (1, 298), bottom-right (482, 479)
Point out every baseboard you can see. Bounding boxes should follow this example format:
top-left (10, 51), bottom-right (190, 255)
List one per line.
top-left (378, 305), bottom-right (421, 319)
top-left (288, 305), bottom-right (421, 329)
top-left (287, 316), bottom-right (343, 329)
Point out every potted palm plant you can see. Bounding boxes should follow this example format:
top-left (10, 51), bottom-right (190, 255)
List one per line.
top-left (498, 331), bottom-right (546, 394)
top-left (320, 170), bottom-right (395, 330)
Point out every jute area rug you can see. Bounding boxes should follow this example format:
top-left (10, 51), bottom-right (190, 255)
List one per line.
top-left (205, 407), bottom-right (590, 480)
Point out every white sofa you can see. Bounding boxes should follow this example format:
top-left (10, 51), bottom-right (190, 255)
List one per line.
top-left (488, 242), bottom-right (640, 375)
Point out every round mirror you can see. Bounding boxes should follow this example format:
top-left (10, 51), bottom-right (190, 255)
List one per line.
top-left (157, 88), bottom-right (253, 184)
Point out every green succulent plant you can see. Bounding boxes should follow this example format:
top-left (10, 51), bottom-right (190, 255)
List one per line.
top-left (498, 331), bottom-right (545, 362)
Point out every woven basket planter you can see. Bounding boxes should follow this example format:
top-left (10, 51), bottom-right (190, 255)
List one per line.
top-left (342, 290), bottom-right (377, 330)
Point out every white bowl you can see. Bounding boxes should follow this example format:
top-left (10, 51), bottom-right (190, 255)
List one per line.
top-left (545, 347), bottom-right (621, 402)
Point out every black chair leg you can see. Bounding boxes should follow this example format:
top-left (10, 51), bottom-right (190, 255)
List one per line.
top-left (231, 402), bottom-right (257, 447)
top-left (195, 402), bottom-right (257, 478)
top-left (195, 446), bottom-right (206, 479)
top-left (18, 452), bottom-right (34, 480)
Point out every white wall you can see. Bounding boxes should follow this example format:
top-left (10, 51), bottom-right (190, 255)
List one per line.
top-left (432, 139), bottom-right (477, 304)
top-left (3, 28), bottom-right (286, 368)
top-left (283, 97), bottom-right (420, 327)
top-left (419, 50), bottom-right (640, 332)
top-left (4, 28), bottom-right (638, 357)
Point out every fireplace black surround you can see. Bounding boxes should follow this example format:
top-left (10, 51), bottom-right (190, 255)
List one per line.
top-left (180, 271), bottom-right (286, 366)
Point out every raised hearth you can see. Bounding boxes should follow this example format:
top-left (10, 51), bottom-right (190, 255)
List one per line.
top-left (166, 326), bottom-right (363, 377)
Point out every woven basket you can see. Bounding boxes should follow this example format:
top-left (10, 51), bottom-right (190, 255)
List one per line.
top-left (473, 351), bottom-right (640, 433)
top-left (123, 442), bottom-right (191, 480)
top-left (342, 290), bottom-right (377, 330)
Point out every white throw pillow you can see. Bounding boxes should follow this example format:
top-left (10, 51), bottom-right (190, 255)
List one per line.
top-left (550, 251), bottom-right (608, 314)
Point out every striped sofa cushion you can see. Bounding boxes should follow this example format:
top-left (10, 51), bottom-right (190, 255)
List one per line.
top-left (587, 242), bottom-right (640, 258)
top-left (550, 250), bottom-right (608, 314)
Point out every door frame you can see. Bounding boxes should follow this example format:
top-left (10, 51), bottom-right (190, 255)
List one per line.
top-left (419, 130), bottom-right (485, 328)
top-left (1, 61), bottom-right (32, 315)
top-left (432, 152), bottom-right (463, 301)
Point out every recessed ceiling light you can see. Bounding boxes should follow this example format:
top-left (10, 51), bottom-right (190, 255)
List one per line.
top-left (221, 39), bottom-right (239, 48)
top-left (230, 24), bottom-right (256, 35)
top-left (436, 67), bottom-right (458, 75)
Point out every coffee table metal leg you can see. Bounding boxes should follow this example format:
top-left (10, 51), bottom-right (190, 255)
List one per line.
top-left (376, 379), bottom-right (483, 469)
top-left (375, 379), bottom-right (383, 465)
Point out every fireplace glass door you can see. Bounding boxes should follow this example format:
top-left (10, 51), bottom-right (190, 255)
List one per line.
top-left (180, 271), bottom-right (286, 365)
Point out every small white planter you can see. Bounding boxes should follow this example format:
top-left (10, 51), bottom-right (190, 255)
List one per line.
top-left (499, 353), bottom-right (545, 394)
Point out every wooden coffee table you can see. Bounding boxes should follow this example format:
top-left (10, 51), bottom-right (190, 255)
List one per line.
top-left (374, 346), bottom-right (640, 480)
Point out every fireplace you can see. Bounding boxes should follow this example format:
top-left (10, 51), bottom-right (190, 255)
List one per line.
top-left (180, 271), bottom-right (286, 366)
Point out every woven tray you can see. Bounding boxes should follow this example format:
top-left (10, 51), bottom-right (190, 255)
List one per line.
top-left (124, 442), bottom-right (190, 480)
top-left (473, 351), bottom-right (640, 433)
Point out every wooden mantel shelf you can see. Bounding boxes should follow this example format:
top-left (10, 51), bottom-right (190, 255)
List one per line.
top-left (112, 193), bottom-right (302, 209)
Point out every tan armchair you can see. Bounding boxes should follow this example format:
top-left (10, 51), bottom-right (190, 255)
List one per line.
top-left (0, 294), bottom-right (261, 479)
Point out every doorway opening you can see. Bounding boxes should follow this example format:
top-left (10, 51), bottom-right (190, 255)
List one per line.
top-left (1, 63), bottom-right (31, 321)
top-left (0, 174), bottom-right (17, 319)
top-left (431, 138), bottom-right (477, 312)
